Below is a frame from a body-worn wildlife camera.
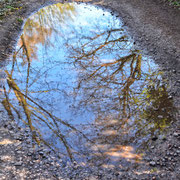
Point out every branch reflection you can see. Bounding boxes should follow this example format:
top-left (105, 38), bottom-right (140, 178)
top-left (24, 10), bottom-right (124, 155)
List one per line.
top-left (1, 3), bottom-right (176, 167)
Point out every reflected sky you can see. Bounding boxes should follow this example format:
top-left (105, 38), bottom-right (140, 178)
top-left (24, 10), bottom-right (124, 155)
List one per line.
top-left (1, 3), bottom-right (176, 167)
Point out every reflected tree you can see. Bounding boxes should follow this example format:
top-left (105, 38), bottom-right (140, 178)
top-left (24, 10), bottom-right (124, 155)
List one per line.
top-left (1, 3), bottom-right (176, 166)
top-left (17, 3), bottom-right (76, 63)
top-left (63, 23), bottom-right (176, 163)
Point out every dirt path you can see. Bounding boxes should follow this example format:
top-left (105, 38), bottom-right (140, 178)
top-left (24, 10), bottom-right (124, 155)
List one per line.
top-left (0, 0), bottom-right (180, 179)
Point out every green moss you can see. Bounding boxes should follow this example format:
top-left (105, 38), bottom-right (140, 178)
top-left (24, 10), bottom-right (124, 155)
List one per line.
top-left (150, 168), bottom-right (158, 173)
top-left (0, 0), bottom-right (22, 19)
top-left (168, 0), bottom-right (180, 7)
top-left (16, 17), bottom-right (23, 23)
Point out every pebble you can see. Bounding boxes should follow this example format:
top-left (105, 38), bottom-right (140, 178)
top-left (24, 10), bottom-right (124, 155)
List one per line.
top-left (14, 162), bottom-right (22, 166)
top-left (173, 132), bottom-right (179, 137)
top-left (39, 151), bottom-right (44, 155)
top-left (16, 151), bottom-right (21, 154)
top-left (152, 136), bottom-right (158, 141)
top-left (168, 157), bottom-right (172, 161)
top-left (149, 161), bottom-right (156, 166)
top-left (162, 136), bottom-right (167, 141)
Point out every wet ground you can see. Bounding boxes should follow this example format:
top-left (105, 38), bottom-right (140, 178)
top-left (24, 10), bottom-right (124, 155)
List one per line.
top-left (0, 0), bottom-right (179, 179)
top-left (0, 2), bottom-right (178, 168)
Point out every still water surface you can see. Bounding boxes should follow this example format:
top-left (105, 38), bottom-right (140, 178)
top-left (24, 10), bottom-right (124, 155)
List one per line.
top-left (1, 3), bottom-right (176, 167)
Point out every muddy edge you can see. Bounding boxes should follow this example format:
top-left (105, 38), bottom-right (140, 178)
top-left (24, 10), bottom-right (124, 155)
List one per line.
top-left (0, 0), bottom-right (180, 178)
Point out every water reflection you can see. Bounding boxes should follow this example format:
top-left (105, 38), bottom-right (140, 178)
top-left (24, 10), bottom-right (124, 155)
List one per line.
top-left (1, 3), bottom-right (176, 166)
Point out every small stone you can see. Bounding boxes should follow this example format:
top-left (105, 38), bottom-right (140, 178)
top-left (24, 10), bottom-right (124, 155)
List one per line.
top-left (14, 162), bottom-right (22, 166)
top-left (3, 124), bottom-right (8, 128)
top-left (162, 163), bottom-right (166, 166)
top-left (15, 136), bottom-right (23, 141)
top-left (7, 125), bottom-right (13, 130)
top-left (153, 107), bottom-right (159, 111)
top-left (43, 149), bottom-right (51, 153)
top-left (149, 161), bottom-right (156, 166)
top-left (162, 136), bottom-right (167, 141)
top-left (168, 144), bottom-right (172, 149)
top-left (39, 151), bottom-right (44, 155)
top-left (29, 148), bottom-right (34, 153)
top-left (33, 155), bottom-right (39, 160)
top-left (27, 152), bottom-right (32, 156)
top-left (168, 157), bottom-right (172, 161)
top-left (173, 132), bottom-right (179, 137)
top-left (152, 136), bottom-right (158, 141)
top-left (16, 151), bottom-right (21, 154)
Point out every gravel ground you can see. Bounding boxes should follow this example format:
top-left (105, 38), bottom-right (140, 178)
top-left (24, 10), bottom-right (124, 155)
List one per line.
top-left (0, 113), bottom-right (179, 179)
top-left (0, 0), bottom-right (180, 179)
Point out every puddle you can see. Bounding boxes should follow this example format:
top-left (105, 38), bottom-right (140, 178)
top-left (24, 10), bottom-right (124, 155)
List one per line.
top-left (0, 3), bottom-right (176, 167)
